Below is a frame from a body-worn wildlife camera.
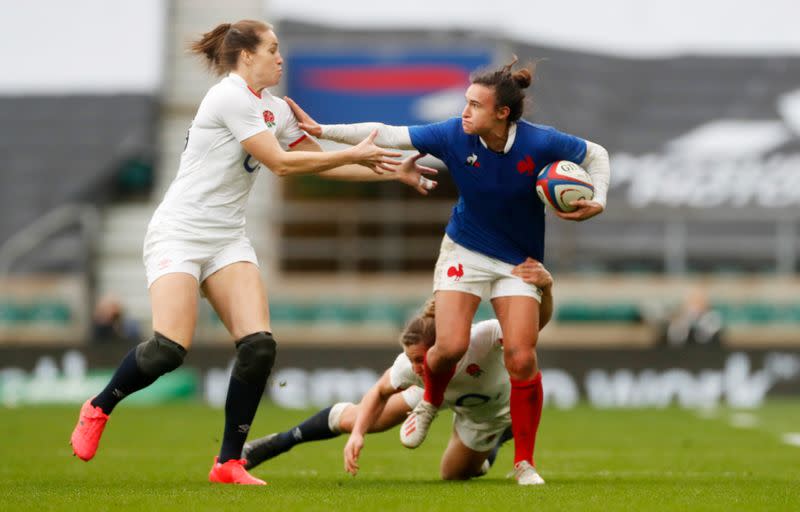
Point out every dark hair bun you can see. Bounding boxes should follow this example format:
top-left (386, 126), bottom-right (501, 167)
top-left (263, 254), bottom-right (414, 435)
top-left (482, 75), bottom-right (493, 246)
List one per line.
top-left (512, 69), bottom-right (532, 89)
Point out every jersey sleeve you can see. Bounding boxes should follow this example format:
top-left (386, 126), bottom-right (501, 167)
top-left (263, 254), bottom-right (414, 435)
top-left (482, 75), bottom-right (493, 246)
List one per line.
top-left (470, 319), bottom-right (504, 349)
top-left (275, 98), bottom-right (308, 149)
top-left (546, 127), bottom-right (587, 164)
top-left (408, 118), bottom-right (459, 159)
top-left (211, 86), bottom-right (268, 142)
top-left (389, 353), bottom-right (419, 390)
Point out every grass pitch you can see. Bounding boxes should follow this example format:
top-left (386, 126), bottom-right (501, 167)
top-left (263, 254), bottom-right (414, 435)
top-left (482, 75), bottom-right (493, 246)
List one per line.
top-left (1, 401), bottom-right (798, 511)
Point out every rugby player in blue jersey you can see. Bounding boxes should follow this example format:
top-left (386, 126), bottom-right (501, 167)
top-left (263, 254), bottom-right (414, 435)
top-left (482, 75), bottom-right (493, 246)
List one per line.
top-left (286, 58), bottom-right (610, 484)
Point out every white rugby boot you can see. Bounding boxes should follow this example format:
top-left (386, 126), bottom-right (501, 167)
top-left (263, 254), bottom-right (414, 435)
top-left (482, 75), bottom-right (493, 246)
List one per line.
top-left (510, 460), bottom-right (545, 485)
top-left (400, 399), bottom-right (438, 448)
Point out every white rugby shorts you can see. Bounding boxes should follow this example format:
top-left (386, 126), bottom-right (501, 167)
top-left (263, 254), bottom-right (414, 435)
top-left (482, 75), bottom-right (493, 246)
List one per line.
top-left (143, 233), bottom-right (258, 288)
top-left (432, 235), bottom-right (542, 302)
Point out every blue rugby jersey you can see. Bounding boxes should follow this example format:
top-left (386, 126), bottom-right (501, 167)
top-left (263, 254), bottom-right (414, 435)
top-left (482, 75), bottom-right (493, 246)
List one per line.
top-left (409, 117), bottom-right (586, 264)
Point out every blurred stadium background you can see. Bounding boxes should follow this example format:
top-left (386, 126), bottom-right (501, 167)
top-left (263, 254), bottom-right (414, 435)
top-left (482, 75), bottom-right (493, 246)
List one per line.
top-left (1, 0), bottom-right (800, 414)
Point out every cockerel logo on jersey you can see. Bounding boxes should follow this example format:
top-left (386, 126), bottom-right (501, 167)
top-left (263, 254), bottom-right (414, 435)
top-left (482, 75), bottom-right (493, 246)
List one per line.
top-left (263, 110), bottom-right (275, 128)
top-left (517, 155), bottom-right (535, 175)
top-left (447, 263), bottom-right (464, 281)
top-left (465, 153), bottom-right (480, 168)
top-left (466, 363), bottom-right (483, 378)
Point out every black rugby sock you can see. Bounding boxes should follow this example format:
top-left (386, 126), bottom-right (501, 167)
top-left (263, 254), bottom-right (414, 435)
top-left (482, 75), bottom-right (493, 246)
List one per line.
top-left (91, 348), bottom-right (155, 414)
top-left (219, 376), bottom-right (265, 463)
top-left (273, 406), bottom-right (338, 451)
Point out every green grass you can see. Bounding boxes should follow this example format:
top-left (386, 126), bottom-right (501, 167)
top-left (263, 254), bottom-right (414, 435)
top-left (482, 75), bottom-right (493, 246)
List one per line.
top-left (1, 401), bottom-right (799, 511)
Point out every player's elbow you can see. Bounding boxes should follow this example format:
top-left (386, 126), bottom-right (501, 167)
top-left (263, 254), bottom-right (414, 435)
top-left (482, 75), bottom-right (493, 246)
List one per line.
top-left (270, 165), bottom-right (290, 177)
top-left (265, 157), bottom-right (291, 177)
top-left (586, 140), bottom-right (610, 164)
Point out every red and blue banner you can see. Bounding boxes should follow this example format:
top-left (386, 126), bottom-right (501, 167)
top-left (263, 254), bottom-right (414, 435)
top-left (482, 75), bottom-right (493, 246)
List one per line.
top-left (286, 48), bottom-right (492, 125)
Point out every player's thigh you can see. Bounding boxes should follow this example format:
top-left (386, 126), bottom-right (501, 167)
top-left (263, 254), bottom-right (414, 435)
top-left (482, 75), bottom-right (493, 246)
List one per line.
top-left (433, 290), bottom-right (481, 360)
top-left (201, 261), bottom-right (270, 340)
top-left (491, 295), bottom-right (541, 376)
top-left (148, 272), bottom-right (200, 348)
top-left (439, 428), bottom-right (491, 480)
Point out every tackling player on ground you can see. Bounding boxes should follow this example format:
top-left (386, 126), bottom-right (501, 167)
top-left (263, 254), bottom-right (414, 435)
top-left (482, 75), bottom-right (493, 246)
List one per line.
top-left (243, 258), bottom-right (552, 484)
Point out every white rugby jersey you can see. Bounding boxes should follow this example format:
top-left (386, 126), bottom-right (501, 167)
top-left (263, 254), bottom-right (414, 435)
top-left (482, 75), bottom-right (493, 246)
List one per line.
top-left (147, 73), bottom-right (307, 243)
top-left (390, 319), bottom-right (510, 423)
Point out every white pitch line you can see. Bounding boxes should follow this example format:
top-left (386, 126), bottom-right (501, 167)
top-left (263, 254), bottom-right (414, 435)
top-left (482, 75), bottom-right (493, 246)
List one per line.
top-left (781, 432), bottom-right (800, 447)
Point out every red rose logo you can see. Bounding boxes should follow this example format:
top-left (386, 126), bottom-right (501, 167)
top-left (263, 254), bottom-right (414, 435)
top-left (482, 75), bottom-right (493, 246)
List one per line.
top-left (466, 363), bottom-right (483, 378)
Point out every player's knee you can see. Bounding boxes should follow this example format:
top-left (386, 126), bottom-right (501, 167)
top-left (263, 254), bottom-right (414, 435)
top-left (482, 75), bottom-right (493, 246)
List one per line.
top-left (135, 332), bottom-right (187, 378)
top-left (504, 346), bottom-right (538, 379)
top-left (232, 331), bottom-right (277, 386)
top-left (431, 336), bottom-right (468, 365)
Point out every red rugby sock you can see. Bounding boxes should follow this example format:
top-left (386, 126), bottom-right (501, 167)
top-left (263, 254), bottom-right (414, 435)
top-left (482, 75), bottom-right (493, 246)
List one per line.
top-left (421, 354), bottom-right (456, 407)
top-left (510, 372), bottom-right (543, 466)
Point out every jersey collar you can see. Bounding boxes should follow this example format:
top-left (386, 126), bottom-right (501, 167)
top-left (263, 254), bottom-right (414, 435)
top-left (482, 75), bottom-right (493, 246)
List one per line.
top-left (478, 122), bottom-right (517, 154)
top-left (228, 72), bottom-right (268, 99)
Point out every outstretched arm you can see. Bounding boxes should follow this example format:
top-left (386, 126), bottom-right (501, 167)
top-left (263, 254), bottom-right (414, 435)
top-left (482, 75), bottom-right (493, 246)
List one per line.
top-left (241, 128), bottom-right (401, 177)
top-left (344, 369), bottom-right (399, 475)
top-left (290, 137), bottom-right (438, 195)
top-left (286, 96), bottom-right (416, 149)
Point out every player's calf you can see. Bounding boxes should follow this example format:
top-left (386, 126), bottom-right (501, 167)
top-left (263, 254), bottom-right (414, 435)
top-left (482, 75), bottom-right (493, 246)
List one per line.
top-left (243, 402), bottom-right (353, 470)
top-left (218, 331), bottom-right (276, 463)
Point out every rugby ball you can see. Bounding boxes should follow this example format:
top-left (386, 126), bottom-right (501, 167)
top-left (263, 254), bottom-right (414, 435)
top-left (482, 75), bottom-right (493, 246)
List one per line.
top-left (536, 161), bottom-right (594, 213)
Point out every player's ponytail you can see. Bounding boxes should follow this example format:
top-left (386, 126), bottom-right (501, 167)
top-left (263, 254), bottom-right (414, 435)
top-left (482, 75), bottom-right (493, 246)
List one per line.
top-left (471, 55), bottom-right (536, 122)
top-left (190, 20), bottom-right (272, 76)
top-left (399, 298), bottom-right (437, 349)
top-left (421, 297), bottom-right (435, 319)
top-left (190, 23), bottom-right (230, 72)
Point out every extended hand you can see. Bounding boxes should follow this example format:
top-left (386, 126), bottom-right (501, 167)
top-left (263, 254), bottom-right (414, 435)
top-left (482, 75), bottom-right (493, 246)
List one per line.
top-left (396, 153), bottom-right (438, 195)
top-left (352, 129), bottom-right (403, 174)
top-left (553, 199), bottom-right (604, 221)
top-left (284, 96), bottom-right (322, 137)
top-left (344, 434), bottom-right (365, 476)
top-left (511, 258), bottom-right (553, 290)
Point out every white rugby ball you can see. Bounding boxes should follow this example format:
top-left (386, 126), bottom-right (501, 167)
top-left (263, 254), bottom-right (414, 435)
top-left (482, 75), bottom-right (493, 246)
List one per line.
top-left (536, 160), bottom-right (594, 213)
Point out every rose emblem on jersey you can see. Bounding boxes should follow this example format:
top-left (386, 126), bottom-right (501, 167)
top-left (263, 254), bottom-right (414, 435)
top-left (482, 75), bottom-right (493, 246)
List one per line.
top-left (262, 110), bottom-right (275, 128)
top-left (466, 363), bottom-right (483, 378)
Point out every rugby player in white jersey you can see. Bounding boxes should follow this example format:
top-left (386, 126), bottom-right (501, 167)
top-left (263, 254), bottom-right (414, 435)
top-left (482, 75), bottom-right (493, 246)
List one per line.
top-left (243, 258), bottom-right (552, 484)
top-left (69, 19), bottom-right (436, 485)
